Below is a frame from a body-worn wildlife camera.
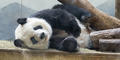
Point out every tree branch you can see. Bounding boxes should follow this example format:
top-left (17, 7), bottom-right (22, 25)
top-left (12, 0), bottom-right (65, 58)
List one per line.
top-left (58, 0), bottom-right (120, 30)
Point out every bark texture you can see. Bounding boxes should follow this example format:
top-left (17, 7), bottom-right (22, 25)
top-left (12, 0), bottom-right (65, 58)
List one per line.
top-left (99, 39), bottom-right (120, 52)
top-left (115, 0), bottom-right (120, 19)
top-left (90, 28), bottom-right (120, 48)
top-left (58, 0), bottom-right (120, 30)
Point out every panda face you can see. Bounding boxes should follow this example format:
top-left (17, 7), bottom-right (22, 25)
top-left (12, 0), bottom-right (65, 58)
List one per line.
top-left (15, 18), bottom-right (52, 49)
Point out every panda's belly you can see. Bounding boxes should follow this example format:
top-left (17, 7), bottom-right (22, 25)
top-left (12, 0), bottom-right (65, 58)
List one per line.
top-left (75, 19), bottom-right (90, 48)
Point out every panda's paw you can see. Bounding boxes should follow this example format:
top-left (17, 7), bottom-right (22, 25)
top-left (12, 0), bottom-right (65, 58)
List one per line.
top-left (59, 37), bottom-right (78, 52)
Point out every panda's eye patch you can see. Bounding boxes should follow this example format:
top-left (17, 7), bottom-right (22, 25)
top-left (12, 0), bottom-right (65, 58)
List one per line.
top-left (34, 25), bottom-right (43, 30)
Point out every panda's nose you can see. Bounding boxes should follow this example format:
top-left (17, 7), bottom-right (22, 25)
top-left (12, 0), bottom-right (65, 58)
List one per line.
top-left (40, 32), bottom-right (45, 39)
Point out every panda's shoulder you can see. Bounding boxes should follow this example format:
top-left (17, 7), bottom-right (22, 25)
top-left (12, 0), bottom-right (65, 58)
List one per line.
top-left (53, 4), bottom-right (87, 13)
top-left (30, 8), bottom-right (75, 23)
top-left (30, 9), bottom-right (68, 17)
top-left (52, 4), bottom-right (91, 21)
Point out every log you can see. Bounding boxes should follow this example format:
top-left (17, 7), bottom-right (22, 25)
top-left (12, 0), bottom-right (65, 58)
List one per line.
top-left (58, 0), bottom-right (120, 30)
top-left (90, 28), bottom-right (120, 48)
top-left (99, 39), bottom-right (120, 52)
top-left (2, 40), bottom-right (120, 60)
top-left (115, 0), bottom-right (120, 19)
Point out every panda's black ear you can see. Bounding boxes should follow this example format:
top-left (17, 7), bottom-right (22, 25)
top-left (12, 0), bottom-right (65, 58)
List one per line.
top-left (17, 18), bottom-right (27, 25)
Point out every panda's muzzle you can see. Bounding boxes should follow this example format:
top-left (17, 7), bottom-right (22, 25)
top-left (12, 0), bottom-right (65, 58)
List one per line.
top-left (30, 32), bottom-right (46, 45)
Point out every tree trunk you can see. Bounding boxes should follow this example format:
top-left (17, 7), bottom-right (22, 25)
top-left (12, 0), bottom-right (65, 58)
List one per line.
top-left (58, 0), bottom-right (120, 30)
top-left (115, 0), bottom-right (120, 19)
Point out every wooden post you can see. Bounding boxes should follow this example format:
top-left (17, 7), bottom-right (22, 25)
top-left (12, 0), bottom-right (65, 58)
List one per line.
top-left (115, 0), bottom-right (120, 19)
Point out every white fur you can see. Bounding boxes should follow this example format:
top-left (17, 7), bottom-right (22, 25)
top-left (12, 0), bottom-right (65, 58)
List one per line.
top-left (75, 18), bottom-right (90, 48)
top-left (15, 17), bottom-right (52, 49)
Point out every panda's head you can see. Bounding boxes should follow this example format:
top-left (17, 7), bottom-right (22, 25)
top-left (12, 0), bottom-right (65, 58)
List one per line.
top-left (14, 17), bottom-right (52, 49)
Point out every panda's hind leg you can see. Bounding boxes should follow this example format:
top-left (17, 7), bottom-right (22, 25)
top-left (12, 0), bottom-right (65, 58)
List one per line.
top-left (59, 36), bottom-right (78, 52)
top-left (49, 36), bottom-right (78, 52)
top-left (49, 36), bottom-right (65, 49)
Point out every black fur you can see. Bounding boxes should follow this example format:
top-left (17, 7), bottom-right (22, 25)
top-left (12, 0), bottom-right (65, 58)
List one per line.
top-left (53, 4), bottom-right (92, 23)
top-left (40, 32), bottom-right (45, 39)
top-left (14, 39), bottom-right (25, 47)
top-left (34, 25), bottom-right (43, 30)
top-left (59, 37), bottom-right (78, 52)
top-left (14, 39), bottom-right (38, 49)
top-left (17, 18), bottom-right (27, 25)
top-left (49, 36), bottom-right (65, 49)
top-left (31, 9), bottom-right (81, 38)
top-left (49, 36), bottom-right (78, 52)
top-left (30, 37), bottom-right (38, 44)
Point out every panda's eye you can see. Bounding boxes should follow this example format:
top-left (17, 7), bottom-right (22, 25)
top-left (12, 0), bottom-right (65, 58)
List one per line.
top-left (34, 25), bottom-right (43, 30)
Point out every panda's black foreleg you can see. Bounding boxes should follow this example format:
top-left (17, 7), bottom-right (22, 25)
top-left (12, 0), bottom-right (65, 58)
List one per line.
top-left (49, 36), bottom-right (78, 52)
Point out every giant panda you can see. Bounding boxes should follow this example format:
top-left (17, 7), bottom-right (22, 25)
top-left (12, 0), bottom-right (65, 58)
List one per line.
top-left (14, 4), bottom-right (92, 52)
